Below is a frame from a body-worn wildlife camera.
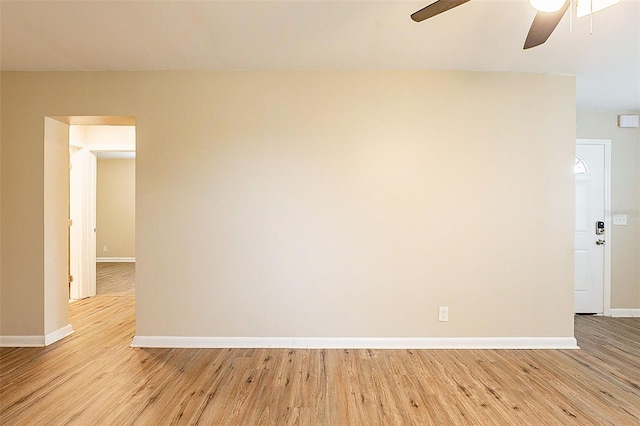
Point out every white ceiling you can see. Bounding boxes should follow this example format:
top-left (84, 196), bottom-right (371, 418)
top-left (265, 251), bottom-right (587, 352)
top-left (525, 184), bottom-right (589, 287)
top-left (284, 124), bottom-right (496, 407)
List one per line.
top-left (1, 0), bottom-right (639, 110)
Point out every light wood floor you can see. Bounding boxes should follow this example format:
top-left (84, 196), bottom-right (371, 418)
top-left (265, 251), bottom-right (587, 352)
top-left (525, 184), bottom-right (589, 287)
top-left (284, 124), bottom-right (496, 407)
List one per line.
top-left (96, 262), bottom-right (135, 296)
top-left (1, 277), bottom-right (639, 425)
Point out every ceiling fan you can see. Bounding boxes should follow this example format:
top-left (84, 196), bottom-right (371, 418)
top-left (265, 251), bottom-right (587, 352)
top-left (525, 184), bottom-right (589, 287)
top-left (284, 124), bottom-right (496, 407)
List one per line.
top-left (411, 0), bottom-right (619, 50)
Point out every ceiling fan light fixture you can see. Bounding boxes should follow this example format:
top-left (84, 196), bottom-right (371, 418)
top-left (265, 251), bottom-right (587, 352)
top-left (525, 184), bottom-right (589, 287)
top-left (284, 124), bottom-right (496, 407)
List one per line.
top-left (576, 0), bottom-right (620, 18)
top-left (529, 0), bottom-right (567, 13)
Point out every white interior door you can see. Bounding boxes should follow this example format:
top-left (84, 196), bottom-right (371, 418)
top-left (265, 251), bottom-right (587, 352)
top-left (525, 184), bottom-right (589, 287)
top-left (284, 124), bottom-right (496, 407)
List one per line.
top-left (69, 148), bottom-right (97, 299)
top-left (574, 143), bottom-right (607, 314)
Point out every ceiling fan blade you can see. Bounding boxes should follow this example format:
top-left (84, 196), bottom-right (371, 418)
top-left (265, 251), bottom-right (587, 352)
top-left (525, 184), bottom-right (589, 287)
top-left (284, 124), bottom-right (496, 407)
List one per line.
top-left (523, 0), bottom-right (570, 50)
top-left (411, 0), bottom-right (471, 22)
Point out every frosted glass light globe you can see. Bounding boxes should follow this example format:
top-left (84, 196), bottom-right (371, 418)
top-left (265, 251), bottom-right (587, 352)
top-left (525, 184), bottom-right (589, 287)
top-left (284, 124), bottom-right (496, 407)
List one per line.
top-left (529, 0), bottom-right (566, 13)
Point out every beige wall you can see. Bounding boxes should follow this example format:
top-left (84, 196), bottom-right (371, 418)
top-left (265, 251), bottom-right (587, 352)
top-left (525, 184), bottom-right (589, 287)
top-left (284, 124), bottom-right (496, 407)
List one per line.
top-left (1, 93), bottom-right (46, 336)
top-left (0, 75), bottom-right (2, 315)
top-left (70, 125), bottom-right (136, 148)
top-left (86, 126), bottom-right (135, 147)
top-left (1, 71), bottom-right (576, 339)
top-left (0, 75), bottom-right (2, 314)
top-left (97, 158), bottom-right (136, 258)
top-left (577, 111), bottom-right (640, 308)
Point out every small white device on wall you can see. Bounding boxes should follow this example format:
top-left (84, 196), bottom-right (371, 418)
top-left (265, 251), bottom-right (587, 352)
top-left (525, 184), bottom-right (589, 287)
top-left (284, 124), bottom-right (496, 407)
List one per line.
top-left (617, 115), bottom-right (639, 128)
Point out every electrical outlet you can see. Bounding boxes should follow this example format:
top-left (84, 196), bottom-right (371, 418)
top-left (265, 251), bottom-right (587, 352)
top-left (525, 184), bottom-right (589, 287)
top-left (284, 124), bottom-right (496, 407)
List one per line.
top-left (103, 246), bottom-right (108, 252)
top-left (439, 306), bottom-right (449, 322)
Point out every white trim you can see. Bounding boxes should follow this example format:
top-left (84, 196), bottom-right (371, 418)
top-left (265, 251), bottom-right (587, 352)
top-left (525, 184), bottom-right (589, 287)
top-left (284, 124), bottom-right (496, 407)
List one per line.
top-left (576, 139), bottom-right (612, 316)
top-left (87, 144), bottom-right (135, 152)
top-left (44, 324), bottom-right (75, 346)
top-left (0, 335), bottom-right (45, 347)
top-left (1, 325), bottom-right (75, 347)
top-left (609, 308), bottom-right (640, 318)
top-left (97, 257), bottom-right (136, 263)
top-left (96, 151), bottom-right (135, 160)
top-left (131, 336), bottom-right (579, 350)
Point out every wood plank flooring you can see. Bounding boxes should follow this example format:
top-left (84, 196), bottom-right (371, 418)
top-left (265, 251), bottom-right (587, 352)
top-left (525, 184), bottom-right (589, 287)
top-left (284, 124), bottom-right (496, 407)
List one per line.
top-left (1, 268), bottom-right (639, 424)
top-left (96, 262), bottom-right (135, 296)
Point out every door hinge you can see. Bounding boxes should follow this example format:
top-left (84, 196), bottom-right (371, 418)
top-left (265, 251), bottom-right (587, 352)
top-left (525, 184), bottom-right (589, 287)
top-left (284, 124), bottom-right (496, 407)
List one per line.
top-left (68, 219), bottom-right (73, 227)
top-left (69, 163), bottom-right (73, 171)
top-left (69, 275), bottom-right (73, 283)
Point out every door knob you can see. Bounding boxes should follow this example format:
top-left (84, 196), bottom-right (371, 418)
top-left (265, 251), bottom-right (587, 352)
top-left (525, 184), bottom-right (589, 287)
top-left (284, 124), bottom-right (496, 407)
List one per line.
top-left (596, 239), bottom-right (606, 245)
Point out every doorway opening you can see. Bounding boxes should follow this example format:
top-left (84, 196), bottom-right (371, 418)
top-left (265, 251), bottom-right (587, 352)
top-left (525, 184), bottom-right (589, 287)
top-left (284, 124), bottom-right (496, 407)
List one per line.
top-left (40, 115), bottom-right (135, 346)
top-left (94, 150), bottom-right (136, 297)
top-left (63, 116), bottom-right (136, 302)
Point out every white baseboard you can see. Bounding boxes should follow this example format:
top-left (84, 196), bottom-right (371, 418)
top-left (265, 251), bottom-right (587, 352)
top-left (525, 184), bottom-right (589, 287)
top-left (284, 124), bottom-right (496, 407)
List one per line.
top-left (1, 324), bottom-right (75, 347)
top-left (131, 336), bottom-right (579, 350)
top-left (45, 324), bottom-right (75, 345)
top-left (97, 257), bottom-right (135, 263)
top-left (609, 308), bottom-right (640, 318)
top-left (0, 335), bottom-right (45, 347)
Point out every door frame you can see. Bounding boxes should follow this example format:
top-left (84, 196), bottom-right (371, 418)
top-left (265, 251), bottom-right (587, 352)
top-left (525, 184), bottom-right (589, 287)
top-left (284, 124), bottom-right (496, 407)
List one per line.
top-left (576, 138), bottom-right (612, 315)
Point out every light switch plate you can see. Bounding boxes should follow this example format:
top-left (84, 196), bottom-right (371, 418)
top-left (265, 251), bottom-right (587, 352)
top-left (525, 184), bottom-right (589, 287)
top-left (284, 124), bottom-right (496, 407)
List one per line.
top-left (438, 306), bottom-right (449, 322)
top-left (613, 214), bottom-right (627, 226)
